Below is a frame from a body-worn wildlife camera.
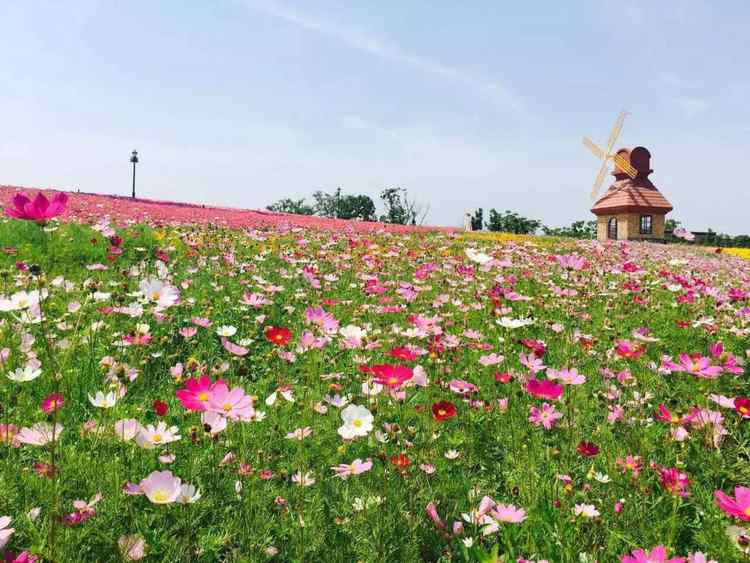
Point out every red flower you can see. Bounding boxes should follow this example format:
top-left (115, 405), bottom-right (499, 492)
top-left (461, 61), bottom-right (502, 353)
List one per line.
top-left (577, 441), bottom-right (599, 457)
top-left (495, 372), bottom-right (513, 384)
top-left (371, 364), bottom-right (414, 389)
top-left (390, 453), bottom-right (411, 473)
top-left (153, 400), bottom-right (169, 417)
top-left (390, 346), bottom-right (418, 361)
top-left (265, 326), bottom-right (292, 346)
top-left (519, 339), bottom-right (546, 357)
top-left (431, 401), bottom-right (457, 422)
top-left (735, 397), bottom-right (750, 419)
top-left (41, 393), bottom-right (64, 414)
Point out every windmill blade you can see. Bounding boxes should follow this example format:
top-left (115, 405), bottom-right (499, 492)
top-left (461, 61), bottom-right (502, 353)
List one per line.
top-left (613, 153), bottom-right (638, 178)
top-left (591, 160), bottom-right (609, 200)
top-left (582, 136), bottom-right (606, 160)
top-left (605, 111), bottom-right (627, 154)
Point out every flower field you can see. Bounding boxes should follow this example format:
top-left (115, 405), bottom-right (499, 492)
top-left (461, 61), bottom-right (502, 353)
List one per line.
top-left (1, 190), bottom-right (750, 562)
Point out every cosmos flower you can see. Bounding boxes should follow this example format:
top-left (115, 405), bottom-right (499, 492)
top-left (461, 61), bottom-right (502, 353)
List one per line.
top-left (432, 401), bottom-right (457, 422)
top-left (140, 470), bottom-right (182, 504)
top-left (715, 486), bottom-right (750, 521)
top-left (4, 191), bottom-right (68, 222)
top-left (136, 422), bottom-right (181, 449)
top-left (0, 516), bottom-right (14, 549)
top-left (338, 405), bottom-right (374, 440)
top-left (528, 403), bottom-right (563, 430)
top-left (88, 391), bottom-right (119, 409)
top-left (525, 379), bottom-right (563, 401)
top-left (16, 423), bottom-right (64, 446)
top-left (331, 458), bottom-right (373, 479)
top-left (265, 326), bottom-right (292, 346)
top-left (206, 382), bottom-right (254, 421)
top-left (619, 545), bottom-right (685, 563)
top-left (370, 364), bottom-right (413, 389)
top-left (41, 393), bottom-right (64, 413)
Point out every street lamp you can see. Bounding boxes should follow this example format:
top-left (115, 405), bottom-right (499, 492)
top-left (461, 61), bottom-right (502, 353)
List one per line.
top-left (130, 150), bottom-right (139, 198)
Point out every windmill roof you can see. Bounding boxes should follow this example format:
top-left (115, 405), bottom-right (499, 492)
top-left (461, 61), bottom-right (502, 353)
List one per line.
top-left (591, 178), bottom-right (673, 215)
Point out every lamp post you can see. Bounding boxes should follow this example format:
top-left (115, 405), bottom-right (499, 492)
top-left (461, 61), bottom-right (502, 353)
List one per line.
top-left (130, 150), bottom-right (139, 198)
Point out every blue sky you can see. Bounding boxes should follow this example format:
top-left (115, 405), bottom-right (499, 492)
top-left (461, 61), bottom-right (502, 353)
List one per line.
top-left (2, 0), bottom-right (748, 232)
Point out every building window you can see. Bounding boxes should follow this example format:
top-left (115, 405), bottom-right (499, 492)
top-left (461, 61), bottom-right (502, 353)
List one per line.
top-left (608, 218), bottom-right (617, 240)
top-left (640, 215), bottom-right (652, 234)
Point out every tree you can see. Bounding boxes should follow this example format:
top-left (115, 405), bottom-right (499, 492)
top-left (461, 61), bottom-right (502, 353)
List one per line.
top-left (487, 209), bottom-right (541, 234)
top-left (470, 208), bottom-right (483, 231)
top-left (542, 220), bottom-right (597, 239)
top-left (337, 194), bottom-right (376, 221)
top-left (266, 198), bottom-right (314, 215)
top-left (311, 189), bottom-right (376, 220)
top-left (379, 188), bottom-right (429, 225)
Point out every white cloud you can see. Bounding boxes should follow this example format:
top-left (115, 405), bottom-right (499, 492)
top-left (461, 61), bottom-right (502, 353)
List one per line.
top-left (247, 0), bottom-right (524, 112)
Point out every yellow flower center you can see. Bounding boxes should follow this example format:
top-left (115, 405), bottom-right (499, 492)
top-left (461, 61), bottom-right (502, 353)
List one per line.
top-left (438, 409), bottom-right (446, 416)
top-left (151, 291), bottom-right (161, 300)
top-left (198, 392), bottom-right (209, 401)
top-left (387, 377), bottom-right (398, 386)
top-left (223, 402), bottom-right (233, 412)
top-left (152, 490), bottom-right (169, 503)
top-left (353, 419), bottom-right (363, 428)
top-left (152, 434), bottom-right (162, 443)
top-left (744, 507), bottom-right (750, 517)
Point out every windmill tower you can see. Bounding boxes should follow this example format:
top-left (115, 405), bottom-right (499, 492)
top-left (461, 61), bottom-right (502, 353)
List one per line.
top-left (583, 112), bottom-right (673, 241)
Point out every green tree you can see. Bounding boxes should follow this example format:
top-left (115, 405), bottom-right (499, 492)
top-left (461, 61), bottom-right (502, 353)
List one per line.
top-left (487, 209), bottom-right (541, 234)
top-left (470, 208), bottom-right (483, 231)
top-left (266, 198), bottom-right (314, 215)
top-left (379, 188), bottom-right (429, 225)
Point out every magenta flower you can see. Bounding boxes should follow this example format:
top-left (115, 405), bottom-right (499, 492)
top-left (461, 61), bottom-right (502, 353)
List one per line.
top-left (675, 353), bottom-right (723, 379)
top-left (620, 545), bottom-right (685, 563)
top-left (176, 376), bottom-right (221, 412)
top-left (528, 403), bottom-right (563, 430)
top-left (525, 379), bottom-right (563, 401)
top-left (4, 191), bottom-right (68, 222)
top-left (715, 486), bottom-right (750, 521)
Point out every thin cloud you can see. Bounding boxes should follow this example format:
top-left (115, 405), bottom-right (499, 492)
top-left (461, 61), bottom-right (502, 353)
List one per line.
top-left (248, 0), bottom-right (524, 112)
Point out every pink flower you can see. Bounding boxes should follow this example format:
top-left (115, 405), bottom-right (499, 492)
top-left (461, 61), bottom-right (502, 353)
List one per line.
top-left (657, 466), bottom-right (690, 497)
top-left (519, 352), bottom-right (546, 374)
top-left (525, 379), bottom-right (563, 401)
top-left (426, 502), bottom-right (445, 529)
top-left (5, 191), bottom-right (68, 222)
top-left (331, 458), bottom-right (373, 479)
top-left (118, 534), bottom-right (147, 560)
top-left (547, 367), bottom-right (585, 385)
top-left (304, 306), bottom-right (339, 334)
top-left (0, 516), bottom-right (14, 549)
top-left (448, 379), bottom-right (478, 395)
top-left (491, 504), bottom-right (527, 523)
top-left (528, 403), bottom-right (563, 430)
top-left (674, 353), bottom-right (723, 378)
top-left (221, 337), bottom-right (248, 357)
top-left (206, 382), bottom-right (255, 420)
top-left (620, 545), bottom-right (685, 563)
top-left (715, 486), bottom-right (750, 521)
top-left (140, 470), bottom-right (182, 504)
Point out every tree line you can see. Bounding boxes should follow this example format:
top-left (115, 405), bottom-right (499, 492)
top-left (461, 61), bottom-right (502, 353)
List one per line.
top-left (267, 188), bottom-right (428, 226)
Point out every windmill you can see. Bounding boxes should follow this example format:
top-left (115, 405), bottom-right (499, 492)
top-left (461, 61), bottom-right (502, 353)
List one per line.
top-left (582, 111), bottom-right (638, 201)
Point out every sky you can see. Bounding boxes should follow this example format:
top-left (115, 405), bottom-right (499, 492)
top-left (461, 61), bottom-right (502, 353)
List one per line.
top-left (2, 0), bottom-right (749, 232)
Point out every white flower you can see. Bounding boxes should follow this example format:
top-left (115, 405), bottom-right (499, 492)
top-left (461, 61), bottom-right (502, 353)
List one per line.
top-left (462, 537), bottom-right (474, 548)
top-left (338, 405), bottom-right (374, 440)
top-left (339, 324), bottom-right (367, 340)
top-left (139, 278), bottom-right (179, 309)
top-left (89, 391), bottom-right (119, 409)
top-left (114, 419), bottom-right (141, 441)
top-left (465, 248), bottom-right (493, 265)
top-left (136, 422), bottom-right (181, 449)
top-left (7, 365), bottom-right (42, 382)
top-left (574, 504), bottom-right (600, 518)
top-left (444, 450), bottom-right (461, 459)
top-left (177, 484), bottom-right (201, 504)
top-left (497, 316), bottom-right (534, 329)
top-left (216, 325), bottom-right (237, 337)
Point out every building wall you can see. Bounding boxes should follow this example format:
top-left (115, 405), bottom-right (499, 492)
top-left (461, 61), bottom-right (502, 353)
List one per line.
top-left (596, 213), bottom-right (667, 241)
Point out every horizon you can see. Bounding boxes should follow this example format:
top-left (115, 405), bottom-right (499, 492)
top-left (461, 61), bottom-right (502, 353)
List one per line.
top-left (2, 1), bottom-right (748, 233)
